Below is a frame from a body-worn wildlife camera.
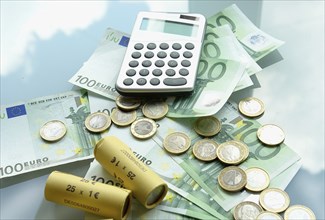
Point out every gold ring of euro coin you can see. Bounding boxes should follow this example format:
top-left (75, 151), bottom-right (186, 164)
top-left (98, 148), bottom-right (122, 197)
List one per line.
top-left (259, 188), bottom-right (290, 213)
top-left (218, 166), bottom-right (247, 192)
top-left (193, 116), bottom-right (221, 137)
top-left (111, 108), bottom-right (137, 127)
top-left (192, 139), bottom-right (218, 161)
top-left (130, 118), bottom-right (157, 139)
top-left (85, 112), bottom-right (112, 133)
top-left (233, 201), bottom-right (263, 220)
top-left (142, 101), bottom-right (169, 120)
top-left (284, 205), bottom-right (316, 220)
top-left (256, 211), bottom-right (283, 220)
top-left (216, 140), bottom-right (249, 165)
top-left (245, 167), bottom-right (270, 192)
top-left (257, 124), bottom-right (285, 146)
top-left (40, 120), bottom-right (67, 142)
top-left (239, 97), bottom-right (265, 117)
top-left (163, 132), bottom-right (191, 155)
top-left (116, 95), bottom-right (141, 111)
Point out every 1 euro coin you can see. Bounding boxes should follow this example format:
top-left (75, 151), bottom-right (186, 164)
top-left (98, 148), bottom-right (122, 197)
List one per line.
top-left (245, 167), bottom-right (270, 192)
top-left (216, 140), bottom-right (249, 165)
top-left (131, 118), bottom-right (157, 139)
top-left (40, 120), bottom-right (67, 142)
top-left (257, 124), bottom-right (285, 146)
top-left (259, 188), bottom-right (290, 213)
top-left (284, 205), bottom-right (316, 220)
top-left (218, 166), bottom-right (247, 192)
top-left (192, 139), bottom-right (218, 161)
top-left (194, 116), bottom-right (221, 137)
top-left (233, 201), bottom-right (263, 220)
top-left (239, 97), bottom-right (265, 117)
top-left (85, 112), bottom-right (112, 133)
top-left (142, 101), bottom-right (168, 120)
top-left (111, 108), bottom-right (137, 127)
top-left (163, 132), bottom-right (191, 155)
top-left (116, 95), bottom-right (141, 111)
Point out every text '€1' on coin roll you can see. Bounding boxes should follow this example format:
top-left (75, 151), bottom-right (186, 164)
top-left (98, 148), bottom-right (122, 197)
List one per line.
top-left (259, 188), bottom-right (290, 213)
top-left (218, 166), bottom-right (247, 192)
top-left (257, 124), bottom-right (285, 146)
top-left (193, 116), bottom-right (221, 137)
top-left (44, 171), bottom-right (131, 220)
top-left (40, 120), bottom-right (67, 142)
top-left (238, 97), bottom-right (265, 117)
top-left (233, 201), bottom-right (263, 220)
top-left (163, 132), bottom-right (191, 155)
top-left (85, 112), bottom-right (112, 133)
top-left (94, 136), bottom-right (168, 209)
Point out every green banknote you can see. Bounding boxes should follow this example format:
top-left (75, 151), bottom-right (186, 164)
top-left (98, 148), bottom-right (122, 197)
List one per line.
top-left (207, 4), bottom-right (284, 61)
top-left (0, 90), bottom-right (101, 179)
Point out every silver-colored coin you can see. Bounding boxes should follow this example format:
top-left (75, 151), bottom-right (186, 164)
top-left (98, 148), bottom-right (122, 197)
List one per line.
top-left (111, 108), bottom-right (137, 127)
top-left (163, 132), bottom-right (191, 155)
top-left (40, 120), bottom-right (67, 142)
top-left (116, 95), bottom-right (141, 111)
top-left (216, 140), bottom-right (249, 165)
top-left (256, 211), bottom-right (283, 220)
top-left (85, 112), bottom-right (111, 133)
top-left (194, 116), bottom-right (221, 137)
top-left (257, 124), bottom-right (285, 146)
top-left (130, 118), bottom-right (157, 139)
top-left (218, 166), bottom-right (247, 192)
top-left (284, 205), bottom-right (316, 220)
top-left (142, 101), bottom-right (168, 120)
top-left (245, 167), bottom-right (270, 192)
top-left (192, 139), bottom-right (218, 161)
top-left (239, 97), bottom-right (265, 117)
top-left (259, 188), bottom-right (290, 213)
top-left (233, 201), bottom-right (263, 220)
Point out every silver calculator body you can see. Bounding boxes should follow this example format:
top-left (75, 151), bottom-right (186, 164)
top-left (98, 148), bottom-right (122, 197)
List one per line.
top-left (115, 11), bottom-right (206, 96)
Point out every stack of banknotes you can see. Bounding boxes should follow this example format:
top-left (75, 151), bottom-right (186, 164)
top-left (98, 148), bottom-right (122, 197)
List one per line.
top-left (1, 4), bottom-right (301, 219)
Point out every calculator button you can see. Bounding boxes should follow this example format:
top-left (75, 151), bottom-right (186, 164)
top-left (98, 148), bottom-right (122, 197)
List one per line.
top-left (163, 77), bottom-right (187, 86)
top-left (152, 69), bottom-right (162, 76)
top-left (155, 60), bottom-right (165, 67)
top-left (170, 51), bottom-right (180, 59)
top-left (185, 43), bottom-right (195, 50)
top-left (126, 69), bottom-right (136, 76)
top-left (157, 51), bottom-right (167, 59)
top-left (150, 78), bottom-right (160, 85)
top-left (179, 68), bottom-right (189, 76)
top-left (181, 60), bottom-right (191, 67)
top-left (183, 51), bottom-right (193, 58)
top-left (129, 60), bottom-right (139, 67)
top-left (145, 51), bottom-right (154, 58)
top-left (137, 78), bottom-right (147, 85)
top-left (139, 69), bottom-right (149, 76)
top-left (123, 78), bottom-right (133, 86)
top-left (142, 60), bottom-right (152, 67)
top-left (134, 43), bottom-right (144, 50)
top-left (166, 69), bottom-right (176, 76)
top-left (172, 43), bottom-right (182, 50)
top-left (131, 52), bottom-right (141, 59)
top-left (168, 60), bottom-right (178, 68)
top-left (159, 43), bottom-right (169, 50)
top-left (147, 43), bottom-right (156, 50)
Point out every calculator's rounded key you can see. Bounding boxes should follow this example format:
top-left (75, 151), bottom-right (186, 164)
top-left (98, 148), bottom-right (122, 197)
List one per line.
top-left (157, 51), bottom-right (167, 59)
top-left (142, 60), bottom-right (152, 67)
top-left (185, 43), bottom-right (195, 50)
top-left (152, 69), bottom-right (163, 76)
top-left (145, 51), bottom-right (154, 58)
top-left (136, 78), bottom-right (147, 85)
top-left (172, 43), bottom-right (182, 50)
top-left (166, 69), bottom-right (176, 76)
top-left (139, 69), bottom-right (149, 76)
top-left (163, 77), bottom-right (187, 86)
top-left (170, 51), bottom-right (180, 59)
top-left (150, 78), bottom-right (160, 86)
top-left (126, 69), bottom-right (136, 76)
top-left (168, 60), bottom-right (178, 68)
top-left (155, 60), bottom-right (165, 68)
top-left (123, 78), bottom-right (133, 86)
top-left (159, 43), bottom-right (169, 50)
top-left (134, 43), bottom-right (144, 50)
top-left (131, 51), bottom-right (141, 59)
top-left (181, 60), bottom-right (191, 67)
top-left (179, 68), bottom-right (189, 76)
top-left (183, 51), bottom-right (193, 58)
top-left (147, 43), bottom-right (156, 50)
top-left (129, 60), bottom-right (139, 68)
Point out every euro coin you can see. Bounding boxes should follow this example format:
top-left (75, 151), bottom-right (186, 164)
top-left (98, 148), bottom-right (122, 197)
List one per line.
top-left (239, 97), bottom-right (265, 117)
top-left (216, 140), bottom-right (249, 165)
top-left (163, 132), bottom-right (191, 155)
top-left (40, 120), bottom-right (67, 142)
top-left (259, 188), bottom-right (290, 213)
top-left (284, 205), bottom-right (316, 220)
top-left (245, 167), bottom-right (270, 192)
top-left (85, 112), bottom-right (112, 133)
top-left (194, 116), bottom-right (221, 137)
top-left (192, 139), bottom-right (218, 161)
top-left (218, 166), bottom-right (247, 192)
top-left (257, 124), bottom-right (285, 146)
top-left (142, 101), bottom-right (168, 120)
top-left (256, 211), bottom-right (283, 220)
top-left (111, 108), bottom-right (137, 126)
top-left (130, 118), bottom-right (157, 139)
top-left (233, 201), bottom-right (263, 220)
top-left (116, 95), bottom-right (141, 111)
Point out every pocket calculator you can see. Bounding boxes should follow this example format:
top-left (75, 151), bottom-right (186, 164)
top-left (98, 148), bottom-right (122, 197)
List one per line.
top-left (115, 11), bottom-right (206, 96)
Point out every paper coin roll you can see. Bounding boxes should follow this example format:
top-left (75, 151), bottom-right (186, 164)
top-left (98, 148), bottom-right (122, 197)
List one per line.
top-left (44, 171), bottom-right (131, 220)
top-left (94, 136), bottom-right (168, 209)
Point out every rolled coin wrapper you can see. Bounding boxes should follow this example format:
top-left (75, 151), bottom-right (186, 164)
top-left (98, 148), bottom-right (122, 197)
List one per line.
top-left (44, 171), bottom-right (131, 220)
top-left (94, 136), bottom-right (168, 209)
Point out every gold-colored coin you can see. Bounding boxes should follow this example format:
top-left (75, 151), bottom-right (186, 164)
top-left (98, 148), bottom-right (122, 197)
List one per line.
top-left (163, 132), bottom-right (191, 155)
top-left (40, 120), bottom-right (67, 142)
top-left (257, 124), bottom-right (285, 146)
top-left (218, 166), bottom-right (247, 192)
top-left (142, 101), bottom-right (168, 120)
top-left (284, 205), bottom-right (316, 220)
top-left (192, 139), bottom-right (218, 161)
top-left (256, 211), bottom-right (283, 220)
top-left (245, 167), bottom-right (270, 192)
top-left (85, 112), bottom-right (111, 133)
top-left (193, 116), bottom-right (221, 137)
top-left (216, 140), bottom-right (249, 165)
top-left (116, 95), bottom-right (141, 111)
top-left (233, 201), bottom-right (263, 220)
top-left (130, 118), bottom-right (157, 139)
top-left (111, 108), bottom-right (137, 127)
top-left (239, 97), bottom-right (265, 117)
top-left (259, 188), bottom-right (290, 213)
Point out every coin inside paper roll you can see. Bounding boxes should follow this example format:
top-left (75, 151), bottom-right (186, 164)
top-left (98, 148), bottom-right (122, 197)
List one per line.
top-left (94, 136), bottom-right (168, 209)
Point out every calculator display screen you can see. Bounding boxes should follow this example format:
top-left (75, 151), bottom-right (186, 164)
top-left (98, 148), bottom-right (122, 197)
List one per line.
top-left (140, 18), bottom-right (198, 37)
